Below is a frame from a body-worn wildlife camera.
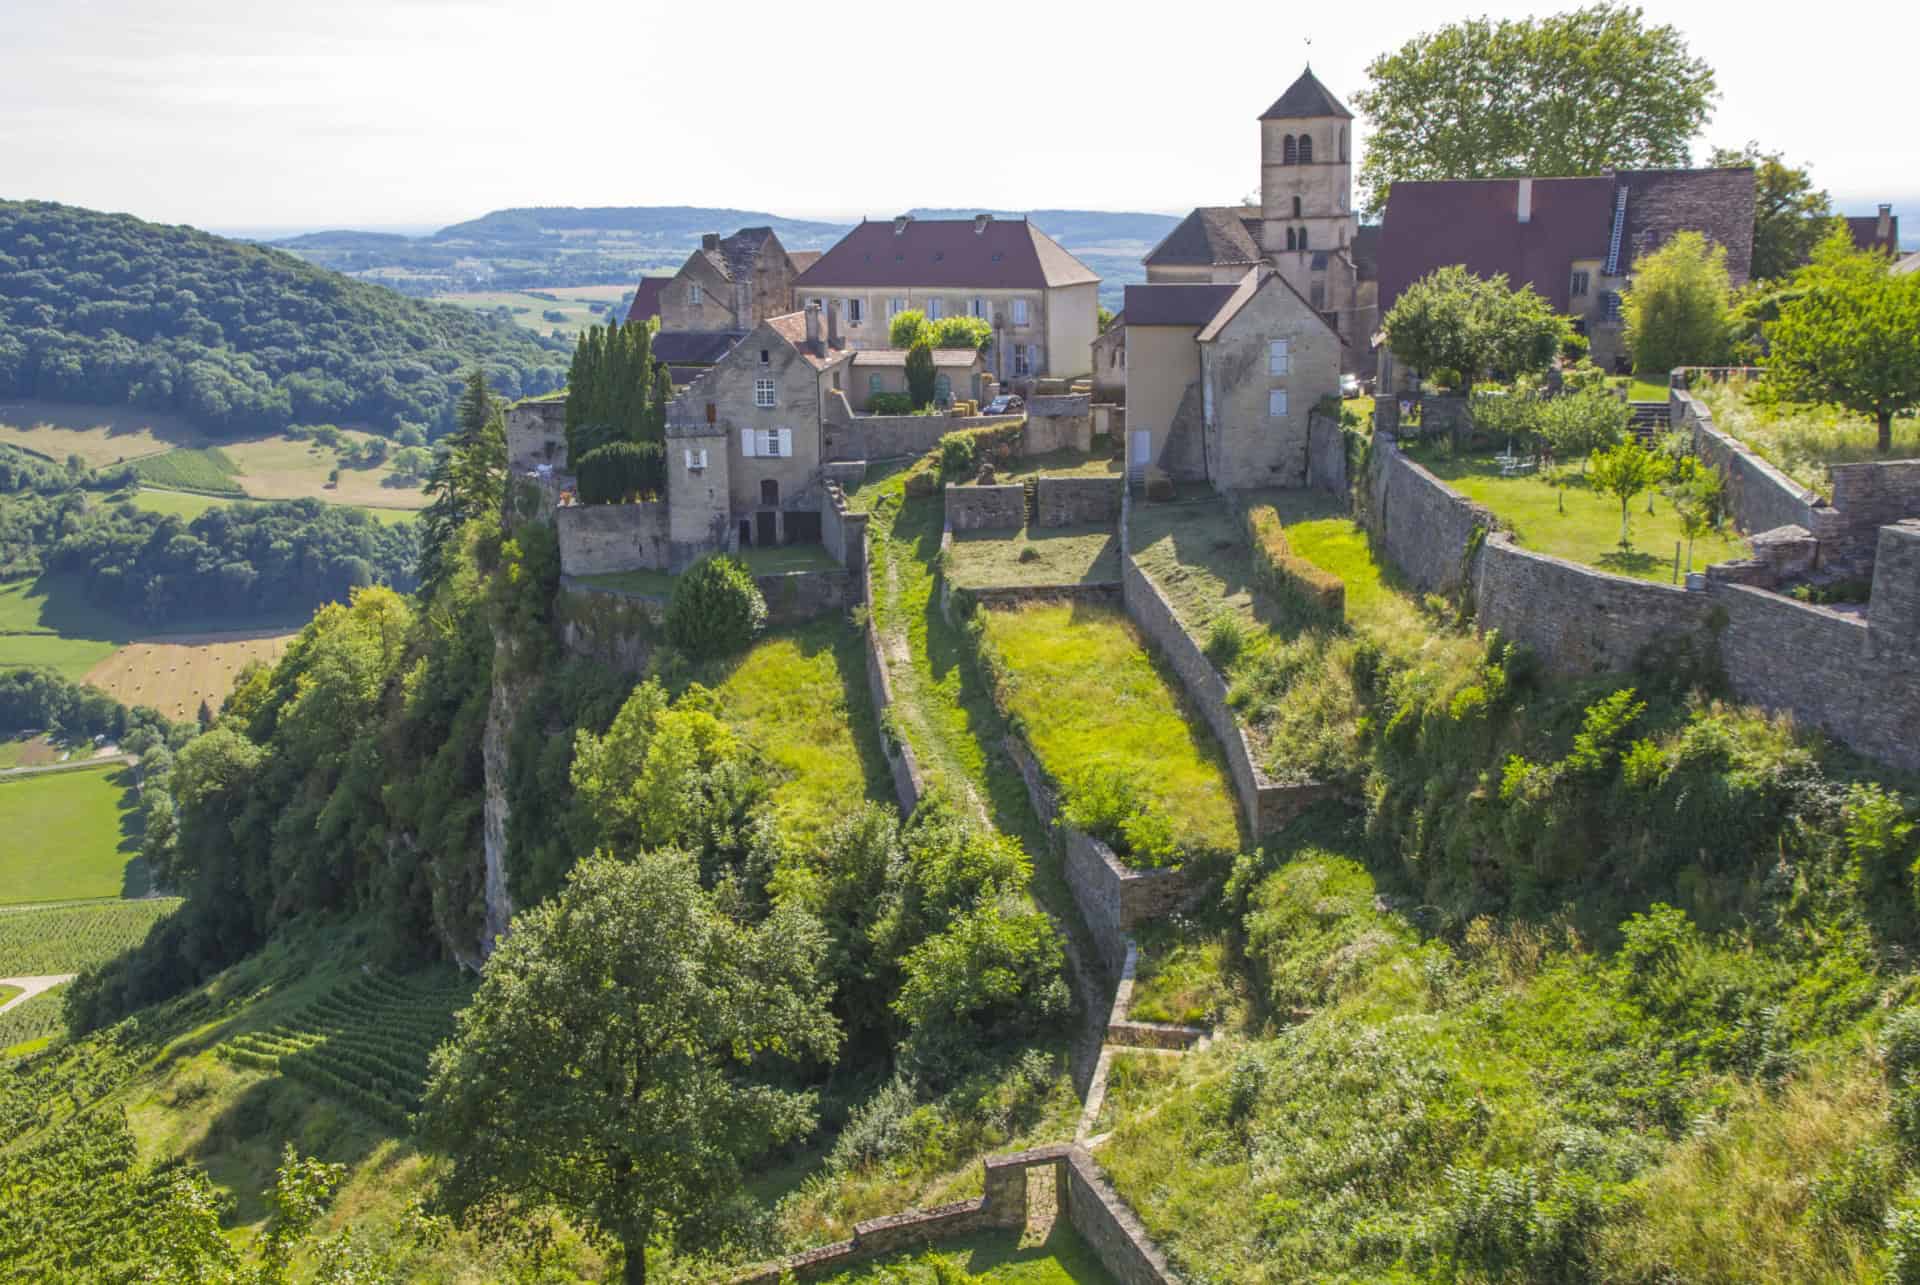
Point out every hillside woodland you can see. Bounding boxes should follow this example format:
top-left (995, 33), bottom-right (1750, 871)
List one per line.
top-left (0, 201), bottom-right (568, 437)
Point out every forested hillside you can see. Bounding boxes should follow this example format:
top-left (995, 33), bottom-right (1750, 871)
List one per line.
top-left (0, 201), bottom-right (568, 437)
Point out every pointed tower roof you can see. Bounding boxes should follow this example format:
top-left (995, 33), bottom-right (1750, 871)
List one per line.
top-left (1260, 66), bottom-right (1352, 120)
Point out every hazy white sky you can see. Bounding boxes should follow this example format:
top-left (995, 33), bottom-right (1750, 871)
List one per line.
top-left (2, 0), bottom-right (1912, 230)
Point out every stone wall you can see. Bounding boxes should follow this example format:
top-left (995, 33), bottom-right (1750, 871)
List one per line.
top-left (946, 482), bottom-right (1026, 531)
top-left (861, 537), bottom-right (927, 816)
top-left (505, 398), bottom-right (567, 473)
top-left (756, 569), bottom-right (856, 626)
top-left (821, 481), bottom-right (869, 575)
top-left (1363, 434), bottom-right (1494, 594)
top-left (1064, 1149), bottom-right (1180, 1285)
top-left (1035, 476), bottom-right (1123, 528)
top-left (555, 582), bottom-right (665, 675)
top-left (1306, 410), bottom-right (1349, 497)
top-left (1025, 394), bottom-right (1093, 454)
top-left (1677, 390), bottom-right (1822, 538)
top-left (821, 411), bottom-right (1025, 463)
top-left (1828, 461), bottom-right (1920, 560)
top-left (555, 502), bottom-right (671, 576)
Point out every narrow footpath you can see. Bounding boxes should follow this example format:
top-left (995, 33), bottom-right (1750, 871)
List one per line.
top-left (0, 974), bottom-right (75, 1014)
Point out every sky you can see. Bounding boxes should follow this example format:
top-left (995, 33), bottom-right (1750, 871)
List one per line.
top-left (2, 0), bottom-right (1913, 232)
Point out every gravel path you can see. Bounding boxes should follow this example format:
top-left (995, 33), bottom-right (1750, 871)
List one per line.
top-left (0, 975), bottom-right (76, 1013)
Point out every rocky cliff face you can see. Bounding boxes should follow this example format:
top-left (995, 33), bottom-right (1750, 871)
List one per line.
top-left (479, 641), bottom-right (525, 959)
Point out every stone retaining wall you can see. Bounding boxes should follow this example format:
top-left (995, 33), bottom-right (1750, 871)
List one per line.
top-left (554, 582), bottom-right (664, 674)
top-left (757, 569), bottom-right (856, 626)
top-left (1036, 475), bottom-right (1123, 528)
top-left (861, 536), bottom-right (927, 816)
top-left (946, 482), bottom-right (1026, 531)
top-left (1026, 395), bottom-right (1094, 454)
top-left (1676, 390), bottom-right (1824, 538)
top-left (1362, 437), bottom-right (1493, 594)
top-left (555, 502), bottom-right (671, 576)
top-left (504, 398), bottom-right (566, 473)
top-left (821, 481), bottom-right (868, 575)
top-left (1307, 410), bottom-right (1349, 497)
top-left (823, 411), bottom-right (1025, 463)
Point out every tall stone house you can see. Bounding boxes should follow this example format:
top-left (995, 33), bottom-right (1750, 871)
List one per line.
top-left (1373, 166), bottom-right (1756, 382)
top-left (1142, 67), bottom-right (1379, 374)
top-left (1124, 268), bottom-right (1340, 490)
top-left (792, 214), bottom-right (1100, 383)
top-left (625, 227), bottom-right (823, 385)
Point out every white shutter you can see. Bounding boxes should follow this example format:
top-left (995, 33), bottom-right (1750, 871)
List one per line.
top-left (777, 428), bottom-right (792, 458)
top-left (740, 427), bottom-right (756, 457)
top-left (684, 448), bottom-right (694, 469)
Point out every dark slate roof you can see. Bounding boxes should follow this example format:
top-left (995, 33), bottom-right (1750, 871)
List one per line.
top-left (787, 250), bottom-right (823, 273)
top-left (1260, 67), bottom-right (1352, 120)
top-left (1196, 268), bottom-right (1340, 344)
top-left (1122, 282), bottom-right (1240, 327)
top-left (1376, 176), bottom-right (1614, 314)
top-left (721, 227), bottom-right (775, 280)
top-left (1143, 206), bottom-right (1264, 268)
top-left (626, 277), bottom-right (669, 325)
top-left (1847, 213), bottom-right (1901, 256)
top-left (795, 216), bottom-right (1099, 289)
top-left (1350, 224), bottom-right (1381, 281)
top-left (650, 330), bottom-right (744, 365)
top-left (1617, 167), bottom-right (1755, 284)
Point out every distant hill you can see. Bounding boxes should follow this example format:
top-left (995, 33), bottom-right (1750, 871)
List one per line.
top-left (271, 205), bottom-right (1176, 309)
top-left (0, 200), bottom-right (569, 438)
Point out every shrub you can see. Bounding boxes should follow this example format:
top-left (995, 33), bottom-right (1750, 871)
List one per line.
top-left (1206, 613), bottom-right (1247, 666)
top-left (867, 391), bottom-right (914, 415)
top-left (1060, 763), bottom-right (1180, 868)
top-left (1245, 504), bottom-right (1345, 622)
top-left (666, 555), bottom-right (766, 656)
top-left (575, 440), bottom-right (664, 505)
top-left (937, 431), bottom-right (977, 477)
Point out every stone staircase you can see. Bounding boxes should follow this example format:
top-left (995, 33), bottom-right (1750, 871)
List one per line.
top-left (1023, 478), bottom-right (1039, 526)
top-left (1628, 400), bottom-right (1670, 442)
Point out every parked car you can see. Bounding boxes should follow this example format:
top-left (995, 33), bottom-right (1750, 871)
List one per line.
top-left (984, 394), bottom-right (1024, 415)
top-left (1341, 374), bottom-right (1362, 399)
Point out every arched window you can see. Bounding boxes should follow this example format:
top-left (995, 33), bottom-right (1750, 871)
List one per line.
top-left (1299, 134), bottom-right (1313, 164)
top-left (1299, 227), bottom-right (1309, 251)
top-left (1291, 196), bottom-right (1302, 218)
top-left (1285, 227), bottom-right (1297, 251)
top-left (1282, 134), bottom-right (1297, 165)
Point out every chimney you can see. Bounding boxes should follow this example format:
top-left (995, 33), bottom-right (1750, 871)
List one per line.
top-left (1879, 204), bottom-right (1894, 242)
top-left (701, 232), bottom-right (720, 252)
top-left (827, 298), bottom-right (842, 349)
top-left (974, 213), bottom-right (991, 234)
top-left (804, 301), bottom-right (822, 353)
top-left (893, 215), bottom-right (912, 235)
top-left (1516, 178), bottom-right (1533, 225)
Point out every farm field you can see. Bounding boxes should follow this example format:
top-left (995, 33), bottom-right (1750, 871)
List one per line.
top-left (948, 525), bottom-right (1119, 589)
top-left (0, 573), bottom-right (130, 679)
top-left (82, 628), bottom-right (298, 722)
top-left (695, 617), bottom-right (889, 843)
top-left (1408, 446), bottom-right (1751, 581)
top-left (0, 897), bottom-right (182, 975)
top-left (974, 601), bottom-right (1240, 860)
top-left (430, 283), bottom-right (634, 337)
top-left (132, 445), bottom-right (245, 494)
top-left (127, 486), bottom-right (417, 525)
top-left (222, 431), bottom-right (429, 509)
top-left (0, 399), bottom-right (203, 466)
top-left (0, 763), bottom-right (145, 904)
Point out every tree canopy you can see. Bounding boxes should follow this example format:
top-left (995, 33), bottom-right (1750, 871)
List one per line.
top-left (1382, 266), bottom-right (1567, 391)
top-left (1767, 226), bottom-right (1920, 453)
top-left (1709, 143), bottom-right (1833, 282)
top-left (0, 201), bottom-right (566, 437)
top-left (1624, 231), bottom-right (1734, 376)
top-left (1352, 4), bottom-right (1716, 214)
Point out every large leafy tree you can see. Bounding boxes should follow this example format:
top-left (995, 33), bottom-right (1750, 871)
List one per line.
top-left (1353, 4), bottom-right (1716, 214)
top-left (1383, 266), bottom-right (1566, 392)
top-left (420, 851), bottom-right (839, 1285)
top-left (1767, 226), bottom-right (1920, 453)
top-left (1709, 143), bottom-right (1832, 281)
top-left (418, 368), bottom-right (506, 596)
top-left (1624, 231), bottom-right (1734, 376)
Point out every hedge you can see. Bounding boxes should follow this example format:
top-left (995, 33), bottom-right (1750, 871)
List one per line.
top-left (1244, 503), bottom-right (1345, 623)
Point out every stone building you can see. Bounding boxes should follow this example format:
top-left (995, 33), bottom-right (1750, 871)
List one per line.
top-left (1848, 204), bottom-right (1900, 257)
top-left (1090, 315), bottom-right (1126, 403)
top-left (847, 348), bottom-right (987, 411)
top-left (1373, 166), bottom-right (1756, 380)
top-left (665, 303), bottom-right (853, 563)
top-left (654, 227), bottom-right (814, 333)
top-left (1123, 267), bottom-right (1340, 490)
top-left (793, 214), bottom-right (1100, 383)
top-left (1141, 68), bottom-right (1379, 374)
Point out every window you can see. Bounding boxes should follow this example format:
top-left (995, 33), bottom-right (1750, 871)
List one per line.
top-left (847, 297), bottom-right (863, 324)
top-left (1286, 228), bottom-right (1297, 251)
top-left (1268, 339), bottom-right (1290, 375)
top-left (1013, 345), bottom-right (1032, 377)
top-left (1011, 298), bottom-right (1029, 326)
top-left (754, 377), bottom-right (775, 408)
top-left (759, 349), bottom-right (770, 365)
top-left (1298, 134), bottom-right (1313, 163)
top-left (868, 373), bottom-right (884, 398)
top-left (971, 297), bottom-right (987, 319)
top-left (927, 297), bottom-right (944, 320)
top-left (888, 297), bottom-right (906, 318)
top-left (684, 448), bottom-right (708, 471)
top-left (1310, 283), bottom-right (1325, 309)
top-left (1570, 270), bottom-right (1591, 297)
top-left (759, 428), bottom-right (790, 457)
top-left (935, 373), bottom-right (952, 403)
top-left (1282, 134), bottom-right (1297, 165)
top-left (688, 283), bottom-right (703, 306)
top-left (1269, 389), bottom-right (1289, 418)
top-left (1298, 227), bottom-right (1308, 251)
top-left (807, 297), bottom-right (823, 312)
top-left (761, 479), bottom-right (779, 506)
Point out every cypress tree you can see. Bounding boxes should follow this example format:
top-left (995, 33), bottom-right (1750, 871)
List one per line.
top-left (649, 366), bottom-right (674, 445)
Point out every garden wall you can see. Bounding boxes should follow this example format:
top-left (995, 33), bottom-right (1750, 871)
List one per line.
top-left (1828, 461), bottom-right (1920, 558)
top-left (1362, 435), bottom-right (1493, 595)
top-left (554, 502), bottom-right (670, 576)
top-left (946, 482), bottom-right (1026, 531)
top-left (821, 411), bottom-right (1024, 463)
top-left (1036, 476), bottom-right (1123, 528)
top-left (1675, 390), bottom-right (1823, 538)
top-left (821, 481), bottom-right (868, 575)
top-left (756, 569), bottom-right (856, 626)
top-left (1026, 394), bottom-right (1094, 454)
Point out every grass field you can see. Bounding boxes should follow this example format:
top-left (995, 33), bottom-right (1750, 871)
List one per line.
top-left (0, 574), bottom-right (132, 679)
top-left (430, 284), bottom-right (633, 337)
top-left (223, 431), bottom-right (428, 510)
top-left (133, 446), bottom-right (245, 495)
top-left (0, 400), bottom-right (203, 466)
top-left (740, 543), bottom-right (843, 575)
top-left (948, 526), bottom-right (1119, 588)
top-left (0, 983), bottom-right (19, 1006)
top-left (695, 617), bottom-right (888, 843)
top-left (127, 486), bottom-right (417, 526)
top-left (0, 764), bottom-right (145, 903)
top-left (1408, 446), bottom-right (1751, 581)
top-left (809, 1224), bottom-right (1113, 1283)
top-left (83, 629), bottom-right (298, 722)
top-left (975, 601), bottom-right (1240, 859)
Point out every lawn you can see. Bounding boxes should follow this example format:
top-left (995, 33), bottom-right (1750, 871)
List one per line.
top-left (133, 446), bottom-right (245, 495)
top-left (1128, 498), bottom-right (1268, 635)
top-left (989, 449), bottom-right (1124, 481)
top-left (0, 574), bottom-right (131, 679)
top-left (975, 601), bottom-right (1240, 859)
top-left (0, 764), bottom-right (146, 904)
top-left (948, 526), bottom-right (1119, 588)
top-left (82, 629), bottom-right (298, 722)
top-left (740, 543), bottom-right (843, 575)
top-left (1126, 921), bottom-right (1231, 1028)
top-left (809, 1223), bottom-right (1113, 1283)
top-left (695, 617), bottom-right (889, 844)
top-left (1697, 380), bottom-right (1920, 499)
top-left (1406, 446), bottom-right (1750, 582)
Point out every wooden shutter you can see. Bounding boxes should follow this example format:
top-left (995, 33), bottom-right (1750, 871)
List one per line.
top-left (777, 428), bottom-right (792, 458)
top-left (740, 428), bottom-right (756, 457)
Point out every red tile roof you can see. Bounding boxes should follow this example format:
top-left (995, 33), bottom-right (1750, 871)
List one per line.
top-left (795, 216), bottom-right (1099, 290)
top-left (626, 276), bottom-right (669, 325)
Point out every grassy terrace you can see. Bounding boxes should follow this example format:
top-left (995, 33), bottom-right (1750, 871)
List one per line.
top-left (809, 1223), bottom-right (1113, 1283)
top-left (975, 601), bottom-right (1241, 860)
top-left (947, 525), bottom-right (1119, 589)
top-left (1403, 443), bottom-right (1750, 581)
top-left (1697, 380), bottom-right (1920, 498)
top-left (983, 448), bottom-right (1124, 481)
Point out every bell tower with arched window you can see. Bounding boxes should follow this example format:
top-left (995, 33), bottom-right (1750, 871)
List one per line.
top-left (1257, 66), bottom-right (1358, 278)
